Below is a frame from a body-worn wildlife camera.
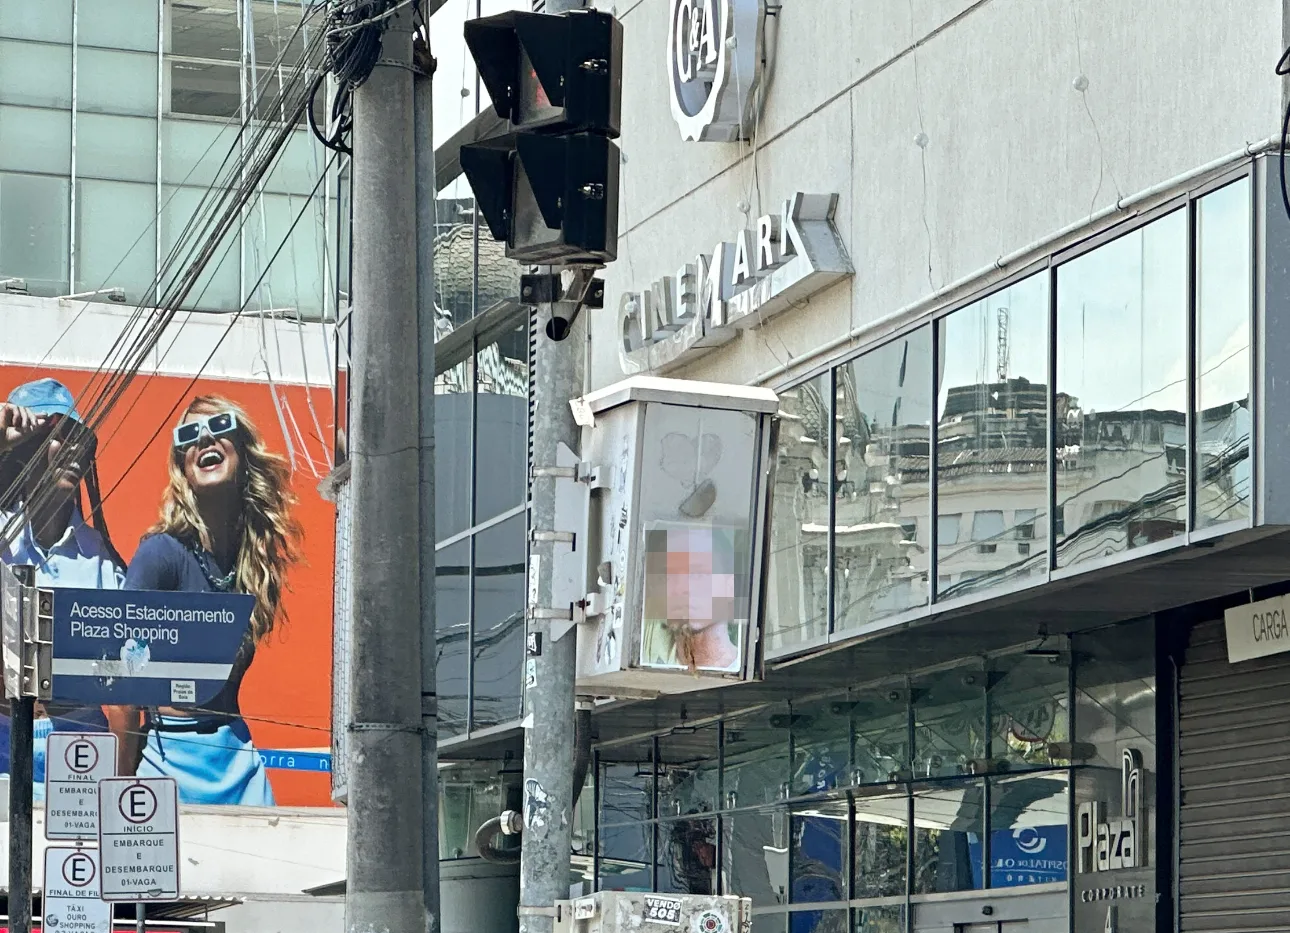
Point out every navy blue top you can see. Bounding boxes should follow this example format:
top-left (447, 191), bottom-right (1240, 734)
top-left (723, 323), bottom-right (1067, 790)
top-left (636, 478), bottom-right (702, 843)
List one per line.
top-left (125, 532), bottom-right (249, 715)
top-left (125, 532), bottom-right (222, 593)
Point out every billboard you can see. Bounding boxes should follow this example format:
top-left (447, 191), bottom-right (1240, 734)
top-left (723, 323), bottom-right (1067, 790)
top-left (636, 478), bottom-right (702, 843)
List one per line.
top-left (0, 357), bottom-right (335, 809)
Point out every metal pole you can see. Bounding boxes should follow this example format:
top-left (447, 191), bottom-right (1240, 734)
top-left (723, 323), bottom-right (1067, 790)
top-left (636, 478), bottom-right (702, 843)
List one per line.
top-left (413, 6), bottom-right (442, 933)
top-left (519, 294), bottom-right (584, 933)
top-left (8, 696), bottom-right (32, 933)
top-left (343, 3), bottom-right (427, 931)
top-left (136, 902), bottom-right (146, 933)
top-left (7, 563), bottom-right (34, 933)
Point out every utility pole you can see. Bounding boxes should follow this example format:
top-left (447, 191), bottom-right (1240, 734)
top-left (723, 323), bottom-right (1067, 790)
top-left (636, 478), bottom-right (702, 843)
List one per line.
top-left (344, 3), bottom-right (427, 931)
top-left (520, 288), bottom-right (585, 933)
top-left (413, 5), bottom-right (442, 933)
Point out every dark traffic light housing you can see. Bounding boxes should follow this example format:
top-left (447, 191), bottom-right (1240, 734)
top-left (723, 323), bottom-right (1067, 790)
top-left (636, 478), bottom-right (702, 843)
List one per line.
top-left (461, 8), bottom-right (622, 265)
top-left (464, 9), bottom-right (622, 136)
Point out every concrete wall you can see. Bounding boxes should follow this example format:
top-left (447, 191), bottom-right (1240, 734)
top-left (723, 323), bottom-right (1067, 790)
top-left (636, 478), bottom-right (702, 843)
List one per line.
top-left (590, 0), bottom-right (1285, 390)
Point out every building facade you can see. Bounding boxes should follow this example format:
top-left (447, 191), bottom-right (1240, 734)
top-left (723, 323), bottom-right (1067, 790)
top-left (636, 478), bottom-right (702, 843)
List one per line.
top-left (323, 3), bottom-right (1290, 933)
top-left (568, 3), bottom-right (1290, 933)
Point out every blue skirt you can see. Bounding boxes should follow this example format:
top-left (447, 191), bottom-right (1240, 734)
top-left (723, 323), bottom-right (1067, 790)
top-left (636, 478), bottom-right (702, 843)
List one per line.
top-left (138, 715), bottom-right (275, 807)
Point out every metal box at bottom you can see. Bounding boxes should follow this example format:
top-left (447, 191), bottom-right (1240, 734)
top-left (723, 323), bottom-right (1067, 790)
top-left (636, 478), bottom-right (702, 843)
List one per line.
top-left (555, 892), bottom-right (753, 933)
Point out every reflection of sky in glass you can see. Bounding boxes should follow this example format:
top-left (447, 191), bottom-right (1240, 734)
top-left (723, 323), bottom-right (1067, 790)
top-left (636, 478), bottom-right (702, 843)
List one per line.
top-left (938, 273), bottom-right (1048, 400)
top-left (1198, 179), bottom-right (1252, 407)
top-left (1057, 210), bottom-right (1187, 414)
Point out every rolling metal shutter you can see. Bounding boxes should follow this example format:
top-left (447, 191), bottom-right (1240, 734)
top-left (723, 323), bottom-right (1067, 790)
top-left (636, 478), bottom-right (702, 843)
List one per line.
top-left (1179, 619), bottom-right (1290, 932)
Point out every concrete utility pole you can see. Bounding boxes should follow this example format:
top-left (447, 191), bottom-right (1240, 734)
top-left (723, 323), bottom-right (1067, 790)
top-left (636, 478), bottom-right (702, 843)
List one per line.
top-left (344, 4), bottom-right (427, 932)
top-left (413, 6), bottom-right (442, 933)
top-left (519, 290), bottom-right (585, 933)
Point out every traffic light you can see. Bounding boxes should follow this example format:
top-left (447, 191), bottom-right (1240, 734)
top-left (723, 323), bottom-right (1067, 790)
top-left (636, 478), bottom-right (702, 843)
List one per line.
top-left (460, 8), bottom-right (622, 266)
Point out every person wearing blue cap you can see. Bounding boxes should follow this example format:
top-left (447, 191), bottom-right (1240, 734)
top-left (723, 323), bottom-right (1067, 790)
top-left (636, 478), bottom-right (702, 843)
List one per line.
top-left (0, 378), bottom-right (124, 797)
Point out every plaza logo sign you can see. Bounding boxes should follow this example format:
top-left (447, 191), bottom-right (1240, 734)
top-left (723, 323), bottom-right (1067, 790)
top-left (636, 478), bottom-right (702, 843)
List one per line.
top-left (667, 0), bottom-right (766, 142)
top-left (1077, 749), bottom-right (1147, 873)
top-left (617, 193), bottom-right (852, 375)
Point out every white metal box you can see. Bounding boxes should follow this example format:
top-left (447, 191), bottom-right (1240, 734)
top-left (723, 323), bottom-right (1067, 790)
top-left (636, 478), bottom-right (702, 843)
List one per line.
top-left (572, 376), bottom-right (778, 697)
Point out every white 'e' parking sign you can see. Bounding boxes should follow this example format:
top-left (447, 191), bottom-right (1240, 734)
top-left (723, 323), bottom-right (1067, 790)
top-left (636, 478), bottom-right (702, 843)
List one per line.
top-left (98, 776), bottom-right (180, 901)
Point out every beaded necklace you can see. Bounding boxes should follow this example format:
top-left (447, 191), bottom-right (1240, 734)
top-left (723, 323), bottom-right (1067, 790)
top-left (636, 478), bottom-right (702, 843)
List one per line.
top-left (187, 541), bottom-right (237, 592)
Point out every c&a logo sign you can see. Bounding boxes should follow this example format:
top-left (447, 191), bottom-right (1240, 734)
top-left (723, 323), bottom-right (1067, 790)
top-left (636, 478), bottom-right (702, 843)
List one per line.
top-left (666, 0), bottom-right (767, 142)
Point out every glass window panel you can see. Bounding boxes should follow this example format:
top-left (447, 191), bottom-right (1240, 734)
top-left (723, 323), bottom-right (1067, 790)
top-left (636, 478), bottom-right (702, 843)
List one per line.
top-left (659, 723), bottom-right (719, 817)
top-left (246, 192), bottom-right (329, 318)
top-left (752, 917), bottom-right (787, 933)
top-left (791, 698), bottom-right (850, 797)
top-left (337, 157), bottom-right (351, 307)
top-left (471, 515), bottom-right (525, 730)
top-left (435, 540), bottom-right (470, 739)
top-left (249, 0), bottom-right (312, 65)
top-left (79, 49), bottom-right (157, 116)
top-left (167, 59), bottom-right (241, 118)
top-left (765, 374), bottom-right (831, 652)
top-left (0, 4), bottom-right (72, 42)
top-left (722, 806), bottom-right (789, 907)
top-left (75, 179), bottom-right (156, 304)
top-left (0, 39), bottom-right (71, 108)
top-left (853, 905), bottom-right (905, 933)
top-left (834, 328), bottom-right (932, 632)
top-left (438, 766), bottom-right (507, 859)
top-left (912, 663), bottom-right (986, 778)
top-left (0, 105), bottom-right (71, 175)
top-left (475, 320), bottom-right (529, 524)
top-left (658, 817), bottom-right (718, 894)
top-left (936, 273), bottom-right (1049, 599)
top-left (162, 118), bottom-right (241, 187)
top-left (723, 707), bottom-right (792, 809)
top-left (160, 184), bottom-right (240, 311)
top-left (1055, 210), bottom-right (1187, 569)
top-left (912, 781), bottom-right (984, 894)
top-left (969, 510), bottom-right (1004, 541)
top-left (435, 357), bottom-right (473, 540)
top-left (986, 772), bottom-right (1068, 888)
top-left (850, 685), bottom-right (910, 787)
top-left (598, 820), bottom-right (652, 893)
top-left (434, 191), bottom-right (478, 330)
top-left (263, 129), bottom-right (328, 195)
top-left (1071, 622), bottom-right (1155, 930)
top-left (850, 790), bottom-right (908, 898)
top-left (936, 513), bottom-right (960, 546)
top-left (600, 759), bottom-right (654, 826)
top-left (0, 172), bottom-right (70, 296)
top-left (988, 650), bottom-right (1070, 772)
top-left (792, 910), bottom-right (849, 933)
top-left (76, 113), bottom-right (158, 182)
top-left (790, 800), bottom-right (847, 904)
top-left (1195, 178), bottom-right (1252, 529)
top-left (168, 0), bottom-right (240, 60)
top-left (80, 0), bottom-right (159, 52)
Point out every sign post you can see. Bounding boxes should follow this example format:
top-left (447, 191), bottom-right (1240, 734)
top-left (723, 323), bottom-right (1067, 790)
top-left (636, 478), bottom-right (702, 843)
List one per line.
top-left (49, 588), bottom-right (253, 706)
top-left (46, 733), bottom-right (117, 840)
top-left (97, 777), bottom-right (180, 902)
top-left (43, 846), bottom-right (111, 933)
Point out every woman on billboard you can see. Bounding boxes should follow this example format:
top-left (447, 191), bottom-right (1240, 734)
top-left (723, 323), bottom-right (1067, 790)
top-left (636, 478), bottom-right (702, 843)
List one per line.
top-left (122, 395), bottom-right (301, 806)
top-left (0, 378), bottom-right (125, 788)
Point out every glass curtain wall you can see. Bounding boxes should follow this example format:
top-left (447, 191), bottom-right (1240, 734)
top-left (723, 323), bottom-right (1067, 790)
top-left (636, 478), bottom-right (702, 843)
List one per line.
top-left (429, 101), bottom-right (531, 736)
top-left (0, 1), bottom-right (335, 318)
top-left (761, 174), bottom-right (1254, 656)
top-left (594, 645), bottom-right (1079, 933)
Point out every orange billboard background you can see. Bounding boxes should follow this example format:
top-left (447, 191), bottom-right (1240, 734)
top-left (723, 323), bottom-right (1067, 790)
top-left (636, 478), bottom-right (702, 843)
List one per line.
top-left (0, 364), bottom-right (336, 808)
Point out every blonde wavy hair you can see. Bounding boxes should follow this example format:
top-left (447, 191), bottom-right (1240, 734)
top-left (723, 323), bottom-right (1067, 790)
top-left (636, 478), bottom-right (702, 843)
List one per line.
top-left (149, 395), bottom-right (302, 643)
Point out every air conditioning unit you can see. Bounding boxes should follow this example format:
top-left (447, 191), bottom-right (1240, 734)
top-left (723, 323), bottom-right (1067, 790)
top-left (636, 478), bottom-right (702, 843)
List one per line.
top-left (554, 892), bottom-right (753, 933)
